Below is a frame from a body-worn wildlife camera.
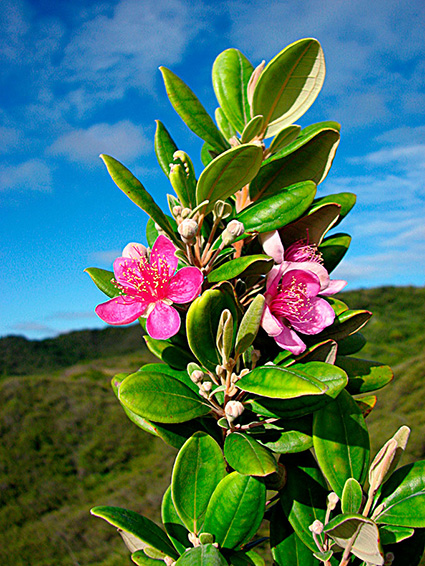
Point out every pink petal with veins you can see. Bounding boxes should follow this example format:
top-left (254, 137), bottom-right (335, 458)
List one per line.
top-left (284, 261), bottom-right (330, 291)
top-left (261, 304), bottom-right (283, 337)
top-left (150, 235), bottom-right (178, 275)
top-left (280, 268), bottom-right (321, 297)
top-left (291, 297), bottom-right (335, 334)
top-left (320, 279), bottom-right (347, 296)
top-left (260, 230), bottom-right (284, 264)
top-left (146, 301), bottom-right (181, 339)
top-left (274, 325), bottom-right (306, 355)
top-left (167, 266), bottom-right (203, 303)
top-left (95, 296), bottom-right (148, 325)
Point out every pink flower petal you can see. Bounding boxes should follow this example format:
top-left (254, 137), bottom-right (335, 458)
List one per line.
top-left (113, 257), bottom-right (143, 291)
top-left (292, 297), bottom-right (335, 334)
top-left (274, 325), bottom-right (306, 355)
top-left (280, 268), bottom-right (321, 297)
top-left (261, 304), bottom-right (283, 337)
top-left (146, 301), bottom-right (181, 340)
top-left (95, 296), bottom-right (148, 325)
top-left (122, 242), bottom-right (148, 260)
top-left (167, 267), bottom-right (203, 303)
top-left (266, 264), bottom-right (284, 297)
top-left (150, 235), bottom-right (178, 275)
top-left (320, 279), bottom-right (347, 296)
top-left (260, 230), bottom-right (284, 264)
top-left (285, 261), bottom-right (330, 291)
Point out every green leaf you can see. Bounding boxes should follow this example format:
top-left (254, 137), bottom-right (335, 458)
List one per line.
top-left (270, 502), bottom-right (319, 565)
top-left (208, 256), bottom-right (272, 283)
top-left (85, 267), bottom-right (118, 298)
top-left (237, 181), bottom-right (317, 234)
top-left (319, 309), bottom-right (372, 342)
top-left (338, 356), bottom-right (394, 395)
top-left (337, 332), bottom-right (367, 356)
top-left (224, 432), bottom-right (277, 476)
top-left (279, 202), bottom-right (341, 247)
top-left (186, 284), bottom-right (238, 371)
top-left (376, 461), bottom-right (425, 527)
top-left (356, 395), bottom-right (377, 418)
top-left (172, 432), bottom-right (227, 534)
top-left (241, 115), bottom-right (264, 143)
top-left (324, 514), bottom-right (383, 565)
top-left (310, 192), bottom-right (357, 225)
top-left (160, 66), bottom-right (229, 153)
top-left (313, 390), bottom-right (370, 496)
top-left (90, 506), bottom-right (178, 559)
top-left (341, 478), bottom-right (363, 514)
top-left (161, 486), bottom-right (189, 555)
top-left (154, 120), bottom-right (178, 178)
top-left (249, 361), bottom-right (347, 419)
top-left (202, 472), bottom-right (266, 550)
top-left (234, 294), bottom-right (265, 358)
top-left (249, 123), bottom-right (339, 201)
top-left (252, 38), bottom-right (326, 138)
top-left (319, 233), bottom-right (351, 273)
top-left (100, 154), bottom-right (180, 247)
top-left (212, 48), bottom-right (254, 133)
top-left (196, 144), bottom-right (263, 214)
top-left (119, 370), bottom-right (210, 424)
top-left (257, 418), bottom-right (313, 454)
top-left (143, 336), bottom-right (195, 370)
top-left (175, 545), bottom-right (229, 565)
top-left (238, 364), bottom-right (328, 399)
top-left (139, 363), bottom-right (198, 394)
top-left (294, 339), bottom-right (338, 364)
top-left (131, 551), bottom-right (164, 565)
top-left (279, 452), bottom-right (328, 552)
top-left (379, 524), bottom-right (414, 546)
top-left (268, 125), bottom-right (301, 156)
top-left (201, 142), bottom-right (217, 166)
top-left (216, 107), bottom-right (237, 140)
top-left (228, 549), bottom-right (265, 566)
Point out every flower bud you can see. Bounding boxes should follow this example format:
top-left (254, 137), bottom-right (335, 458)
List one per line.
top-left (222, 220), bottom-right (245, 246)
top-left (122, 242), bottom-right (149, 260)
top-left (308, 520), bottom-right (324, 535)
top-left (225, 400), bottom-right (244, 422)
top-left (173, 205), bottom-right (183, 218)
top-left (181, 207), bottom-right (191, 219)
top-left (190, 370), bottom-right (204, 384)
top-left (178, 218), bottom-right (198, 244)
top-left (327, 492), bottom-right (339, 511)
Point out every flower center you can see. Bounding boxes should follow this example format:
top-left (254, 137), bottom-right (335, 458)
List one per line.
top-left (114, 254), bottom-right (174, 301)
top-left (285, 239), bottom-right (323, 264)
top-left (270, 275), bottom-right (314, 325)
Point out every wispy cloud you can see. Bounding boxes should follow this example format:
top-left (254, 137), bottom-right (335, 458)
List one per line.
top-left (0, 159), bottom-right (52, 192)
top-left (46, 311), bottom-right (97, 321)
top-left (90, 249), bottom-right (122, 266)
top-left (48, 120), bottom-right (150, 164)
top-left (8, 321), bottom-right (56, 334)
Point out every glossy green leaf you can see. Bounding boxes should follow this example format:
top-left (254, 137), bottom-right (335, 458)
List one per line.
top-left (338, 356), bottom-right (394, 395)
top-left (161, 486), bottom-right (189, 555)
top-left (249, 361), bottom-right (347, 419)
top-left (379, 524), bottom-right (414, 546)
top-left (154, 120), bottom-right (178, 178)
top-left (143, 336), bottom-right (195, 370)
top-left (145, 215), bottom-right (179, 248)
top-left (160, 66), bottom-right (229, 153)
top-left (175, 545), bottom-right (229, 565)
top-left (234, 294), bottom-right (265, 358)
top-left (324, 513), bottom-right (383, 565)
top-left (337, 332), bottom-right (367, 356)
top-left (256, 418), bottom-right (313, 454)
top-left (237, 181), bottom-right (317, 235)
top-left (268, 125), bottom-right (301, 156)
top-left (313, 389), bottom-right (370, 496)
top-left (119, 370), bottom-right (210, 423)
top-left (270, 502), bottom-right (319, 565)
top-left (100, 155), bottom-right (180, 246)
top-left (249, 124), bottom-right (339, 201)
top-left (310, 192), bottom-right (357, 224)
top-left (172, 432), bottom-right (226, 533)
top-left (241, 115), bottom-right (264, 143)
top-left (341, 478), bottom-right (363, 514)
top-left (212, 48), bottom-right (254, 133)
top-left (228, 549), bottom-right (265, 566)
top-left (376, 461), bottom-right (425, 527)
top-left (208, 255), bottom-right (272, 283)
top-left (224, 432), bottom-right (277, 476)
top-left (356, 394), bottom-right (377, 418)
top-left (295, 339), bottom-right (338, 364)
top-left (319, 309), bottom-right (372, 343)
top-left (201, 142), bottom-right (217, 166)
top-left (131, 551), bottom-right (163, 565)
top-left (196, 144), bottom-right (263, 214)
top-left (280, 452), bottom-right (328, 551)
top-left (252, 38), bottom-right (325, 138)
top-left (187, 284), bottom-right (238, 371)
top-left (238, 364), bottom-right (328, 399)
top-left (139, 363), bottom-right (198, 394)
top-left (85, 267), bottom-right (118, 298)
top-left (319, 233), bottom-right (351, 273)
top-left (202, 472), bottom-right (266, 550)
top-left (279, 202), bottom-right (341, 248)
top-left (216, 107), bottom-right (237, 140)
top-left (90, 506), bottom-right (178, 559)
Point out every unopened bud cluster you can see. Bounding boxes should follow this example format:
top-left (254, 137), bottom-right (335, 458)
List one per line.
top-left (178, 218), bottom-right (198, 244)
top-left (222, 220), bottom-right (245, 246)
top-left (225, 400), bottom-right (245, 424)
top-left (190, 369), bottom-right (212, 399)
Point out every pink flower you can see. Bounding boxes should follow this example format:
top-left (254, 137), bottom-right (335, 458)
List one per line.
top-left (95, 235), bottom-right (203, 340)
top-left (260, 230), bottom-right (347, 296)
top-left (261, 264), bottom-right (336, 355)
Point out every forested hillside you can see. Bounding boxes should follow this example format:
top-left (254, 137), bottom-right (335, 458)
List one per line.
top-left (0, 286), bottom-right (424, 565)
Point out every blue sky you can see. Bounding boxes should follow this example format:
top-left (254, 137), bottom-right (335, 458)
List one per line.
top-left (1, 0), bottom-right (424, 340)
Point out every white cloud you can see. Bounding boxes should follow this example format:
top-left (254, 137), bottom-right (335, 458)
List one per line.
top-left (352, 144), bottom-right (425, 169)
top-left (375, 125), bottom-right (425, 145)
top-left (90, 248), bottom-right (122, 266)
top-left (48, 120), bottom-right (150, 164)
top-left (8, 321), bottom-right (56, 334)
top-left (0, 126), bottom-right (21, 153)
top-left (47, 311), bottom-right (97, 321)
top-left (0, 159), bottom-right (52, 192)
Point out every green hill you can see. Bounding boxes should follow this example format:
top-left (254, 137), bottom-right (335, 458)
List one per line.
top-left (0, 286), bottom-right (424, 565)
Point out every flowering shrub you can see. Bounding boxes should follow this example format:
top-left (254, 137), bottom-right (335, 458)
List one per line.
top-left (86, 38), bottom-right (425, 566)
